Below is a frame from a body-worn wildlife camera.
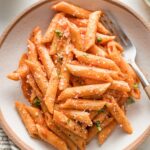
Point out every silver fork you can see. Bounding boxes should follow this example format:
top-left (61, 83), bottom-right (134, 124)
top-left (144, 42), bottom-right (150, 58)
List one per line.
top-left (101, 11), bottom-right (150, 99)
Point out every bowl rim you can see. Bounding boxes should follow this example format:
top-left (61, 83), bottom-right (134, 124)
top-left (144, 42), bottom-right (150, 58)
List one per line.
top-left (0, 0), bottom-right (150, 150)
top-left (144, 0), bottom-right (150, 7)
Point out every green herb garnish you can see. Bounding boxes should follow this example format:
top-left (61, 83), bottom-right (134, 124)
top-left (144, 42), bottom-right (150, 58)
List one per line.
top-left (133, 83), bottom-right (139, 89)
top-left (104, 103), bottom-right (107, 108)
top-left (97, 37), bottom-right (102, 43)
top-left (98, 108), bottom-right (105, 114)
top-left (33, 97), bottom-right (41, 107)
top-left (126, 97), bottom-right (135, 105)
top-left (57, 54), bottom-right (63, 64)
top-left (95, 121), bottom-right (102, 131)
top-left (55, 30), bottom-right (63, 38)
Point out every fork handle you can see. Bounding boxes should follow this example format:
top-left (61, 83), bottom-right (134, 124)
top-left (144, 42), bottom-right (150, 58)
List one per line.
top-left (145, 86), bottom-right (150, 100)
top-left (130, 61), bottom-right (150, 99)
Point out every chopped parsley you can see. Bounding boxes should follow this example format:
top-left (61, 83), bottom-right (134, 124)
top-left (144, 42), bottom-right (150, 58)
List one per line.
top-left (55, 30), bottom-right (63, 38)
top-left (133, 83), bottom-right (139, 89)
top-left (95, 121), bottom-right (102, 131)
top-left (126, 97), bottom-right (135, 105)
top-left (104, 103), bottom-right (107, 108)
top-left (33, 97), bottom-right (41, 107)
top-left (98, 108), bottom-right (105, 114)
top-left (97, 37), bottom-right (102, 43)
top-left (57, 54), bottom-right (63, 64)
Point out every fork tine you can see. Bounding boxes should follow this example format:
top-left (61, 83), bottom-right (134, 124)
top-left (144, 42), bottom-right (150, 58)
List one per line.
top-left (101, 13), bottom-right (122, 44)
top-left (102, 12), bottom-right (127, 45)
top-left (101, 11), bottom-right (132, 47)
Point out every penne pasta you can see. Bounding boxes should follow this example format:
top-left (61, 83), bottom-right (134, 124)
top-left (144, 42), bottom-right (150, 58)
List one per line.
top-left (59, 44), bottom-right (73, 90)
top-left (100, 117), bottom-right (114, 128)
top-left (130, 88), bottom-right (140, 99)
top-left (49, 31), bottom-right (60, 55)
top-left (110, 80), bottom-right (131, 92)
top-left (26, 60), bottom-right (48, 95)
top-left (89, 111), bottom-right (98, 120)
top-left (32, 26), bottom-right (42, 45)
top-left (98, 121), bottom-right (117, 144)
top-left (87, 125), bottom-right (98, 143)
top-left (21, 77), bottom-right (32, 102)
top-left (97, 21), bottom-right (110, 35)
top-left (27, 74), bottom-right (43, 99)
top-left (56, 124), bottom-right (86, 150)
top-left (49, 17), bottom-right (70, 55)
top-left (60, 99), bottom-right (108, 111)
top-left (115, 55), bottom-right (137, 80)
top-left (36, 124), bottom-right (68, 150)
top-left (96, 33), bottom-right (116, 44)
top-left (62, 110), bottom-right (93, 126)
top-left (68, 21), bottom-right (83, 51)
top-left (30, 26), bottom-right (42, 43)
top-left (42, 13), bottom-right (64, 43)
top-left (108, 52), bottom-right (140, 99)
top-left (27, 40), bottom-right (38, 62)
top-left (88, 44), bottom-right (107, 57)
top-left (30, 26), bottom-right (39, 42)
top-left (107, 41), bottom-right (123, 54)
top-left (59, 62), bottom-right (70, 90)
top-left (84, 78), bottom-right (101, 85)
top-left (70, 75), bottom-right (85, 87)
top-left (103, 89), bottom-right (128, 105)
top-left (37, 44), bottom-right (55, 79)
top-left (57, 83), bottom-right (110, 102)
top-left (69, 17), bottom-right (110, 35)
top-left (93, 110), bottom-right (108, 123)
top-left (41, 101), bottom-right (49, 113)
top-left (7, 72), bottom-right (20, 81)
top-left (68, 18), bottom-right (88, 27)
top-left (53, 110), bottom-right (88, 139)
top-left (44, 113), bottom-right (77, 150)
top-left (44, 68), bottom-right (59, 114)
top-left (66, 64), bottom-right (114, 82)
top-left (107, 100), bottom-right (133, 134)
top-left (17, 53), bottom-right (29, 79)
top-left (84, 11), bottom-right (101, 51)
top-left (15, 101), bottom-right (38, 137)
top-left (52, 54), bottom-right (62, 71)
top-left (87, 116), bottom-right (113, 143)
top-left (25, 106), bottom-right (45, 126)
top-left (52, 1), bottom-right (90, 19)
top-left (30, 90), bottom-right (37, 103)
top-left (73, 49), bottom-right (120, 71)
top-left (108, 53), bottom-right (137, 84)
top-left (7, 53), bottom-right (29, 80)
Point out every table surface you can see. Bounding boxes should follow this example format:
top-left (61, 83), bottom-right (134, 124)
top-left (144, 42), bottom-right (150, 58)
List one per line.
top-left (0, 0), bottom-right (150, 149)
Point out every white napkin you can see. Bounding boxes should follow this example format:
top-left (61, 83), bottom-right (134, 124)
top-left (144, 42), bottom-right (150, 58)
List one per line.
top-left (0, 127), bottom-right (19, 150)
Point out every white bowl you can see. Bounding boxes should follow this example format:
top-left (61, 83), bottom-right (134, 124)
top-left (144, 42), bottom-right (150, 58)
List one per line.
top-left (0, 0), bottom-right (150, 150)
